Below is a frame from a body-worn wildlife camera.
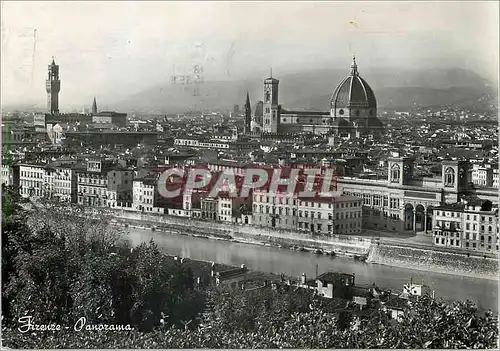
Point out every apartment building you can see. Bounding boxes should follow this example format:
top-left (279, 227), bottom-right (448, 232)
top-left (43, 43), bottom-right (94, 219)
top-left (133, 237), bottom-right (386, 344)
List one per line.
top-left (471, 164), bottom-right (494, 187)
top-left (201, 196), bottom-right (218, 220)
top-left (77, 159), bottom-right (133, 208)
top-left (1, 164), bottom-right (14, 186)
top-left (433, 198), bottom-right (499, 253)
top-left (132, 174), bottom-right (163, 213)
top-left (18, 163), bottom-right (46, 198)
top-left (51, 163), bottom-right (78, 203)
top-left (252, 189), bottom-right (363, 235)
top-left (217, 194), bottom-right (248, 223)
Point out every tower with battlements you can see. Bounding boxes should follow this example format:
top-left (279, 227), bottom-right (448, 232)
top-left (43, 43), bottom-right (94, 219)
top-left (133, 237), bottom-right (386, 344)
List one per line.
top-left (46, 58), bottom-right (60, 114)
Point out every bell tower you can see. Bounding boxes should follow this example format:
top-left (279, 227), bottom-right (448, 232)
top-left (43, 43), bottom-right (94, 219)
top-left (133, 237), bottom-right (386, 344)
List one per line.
top-left (262, 68), bottom-right (279, 133)
top-left (46, 57), bottom-right (61, 114)
top-left (388, 155), bottom-right (414, 185)
top-left (244, 91), bottom-right (252, 134)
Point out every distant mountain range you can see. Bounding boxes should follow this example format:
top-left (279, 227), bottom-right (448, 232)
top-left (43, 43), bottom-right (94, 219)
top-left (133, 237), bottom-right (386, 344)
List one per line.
top-left (110, 67), bottom-right (496, 113)
top-left (2, 67), bottom-right (496, 114)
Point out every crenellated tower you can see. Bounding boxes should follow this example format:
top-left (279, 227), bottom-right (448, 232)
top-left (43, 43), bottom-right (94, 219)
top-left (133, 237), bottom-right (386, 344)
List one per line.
top-left (46, 57), bottom-right (61, 114)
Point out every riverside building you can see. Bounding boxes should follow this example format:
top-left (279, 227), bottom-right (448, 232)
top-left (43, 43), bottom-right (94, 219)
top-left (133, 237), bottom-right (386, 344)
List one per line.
top-left (252, 189), bottom-right (362, 235)
top-left (335, 155), bottom-right (498, 234)
top-left (432, 198), bottom-right (499, 253)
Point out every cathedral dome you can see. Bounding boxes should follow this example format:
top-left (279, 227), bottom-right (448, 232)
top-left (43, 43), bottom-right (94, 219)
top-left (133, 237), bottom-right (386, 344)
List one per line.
top-left (330, 57), bottom-right (377, 113)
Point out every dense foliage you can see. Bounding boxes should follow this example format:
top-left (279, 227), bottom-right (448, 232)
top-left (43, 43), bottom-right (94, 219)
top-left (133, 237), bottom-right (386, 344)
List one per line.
top-left (1, 187), bottom-right (498, 349)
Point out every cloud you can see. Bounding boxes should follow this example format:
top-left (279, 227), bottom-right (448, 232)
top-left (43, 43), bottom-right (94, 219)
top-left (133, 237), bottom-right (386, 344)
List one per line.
top-left (1, 1), bottom-right (498, 107)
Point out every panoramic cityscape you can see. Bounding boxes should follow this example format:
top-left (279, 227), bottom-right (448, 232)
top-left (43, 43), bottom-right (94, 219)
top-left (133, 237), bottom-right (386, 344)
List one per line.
top-left (1, 1), bottom-right (499, 349)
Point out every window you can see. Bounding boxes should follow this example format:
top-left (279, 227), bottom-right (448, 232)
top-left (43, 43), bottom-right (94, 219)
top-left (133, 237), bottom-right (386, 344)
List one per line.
top-left (444, 167), bottom-right (455, 186)
top-left (391, 164), bottom-right (400, 182)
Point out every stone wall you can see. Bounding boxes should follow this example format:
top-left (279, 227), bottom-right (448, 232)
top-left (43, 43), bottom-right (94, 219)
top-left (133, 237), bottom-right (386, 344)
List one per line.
top-left (368, 243), bottom-right (498, 280)
top-left (111, 209), bottom-right (498, 279)
top-left (112, 209), bottom-right (372, 255)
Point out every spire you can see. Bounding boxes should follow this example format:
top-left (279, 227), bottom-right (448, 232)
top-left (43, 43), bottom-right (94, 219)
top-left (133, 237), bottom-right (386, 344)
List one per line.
top-left (244, 91), bottom-right (252, 134)
top-left (245, 91), bottom-right (251, 107)
top-left (52, 56), bottom-right (56, 65)
top-left (92, 96), bottom-right (97, 114)
top-left (270, 66), bottom-right (273, 78)
top-left (349, 55), bottom-right (358, 76)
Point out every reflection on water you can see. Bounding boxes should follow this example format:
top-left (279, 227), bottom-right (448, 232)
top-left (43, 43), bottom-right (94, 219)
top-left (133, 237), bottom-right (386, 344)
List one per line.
top-left (125, 228), bottom-right (498, 313)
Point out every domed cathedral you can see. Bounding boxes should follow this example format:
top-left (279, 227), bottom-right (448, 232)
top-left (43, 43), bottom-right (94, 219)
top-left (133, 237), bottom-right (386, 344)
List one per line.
top-left (330, 56), bottom-right (383, 138)
top-left (250, 57), bottom-right (384, 138)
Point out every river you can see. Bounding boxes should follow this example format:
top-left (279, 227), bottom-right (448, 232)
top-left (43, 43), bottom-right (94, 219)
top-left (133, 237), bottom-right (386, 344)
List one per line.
top-left (124, 227), bottom-right (498, 313)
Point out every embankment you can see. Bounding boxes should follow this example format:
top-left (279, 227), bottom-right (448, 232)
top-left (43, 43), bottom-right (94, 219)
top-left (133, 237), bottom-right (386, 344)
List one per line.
top-left (368, 243), bottom-right (498, 280)
top-left (112, 209), bottom-right (498, 279)
top-left (112, 209), bottom-right (372, 256)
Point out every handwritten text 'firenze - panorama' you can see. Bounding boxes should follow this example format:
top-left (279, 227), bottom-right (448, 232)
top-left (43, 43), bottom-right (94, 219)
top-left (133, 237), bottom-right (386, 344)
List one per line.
top-left (18, 316), bottom-right (133, 333)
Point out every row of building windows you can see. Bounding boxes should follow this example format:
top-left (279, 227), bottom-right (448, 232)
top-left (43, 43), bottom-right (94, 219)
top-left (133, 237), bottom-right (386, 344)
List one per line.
top-left (20, 171), bottom-right (44, 179)
top-left (435, 231), bottom-right (498, 242)
top-left (297, 221), bottom-right (360, 231)
top-left (436, 221), bottom-right (499, 233)
top-left (437, 211), bottom-right (496, 223)
top-left (435, 237), bottom-right (498, 251)
top-left (255, 195), bottom-right (361, 209)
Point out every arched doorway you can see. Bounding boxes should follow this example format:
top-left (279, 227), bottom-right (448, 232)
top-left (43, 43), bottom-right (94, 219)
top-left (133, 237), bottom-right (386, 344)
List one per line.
top-left (426, 206), bottom-right (434, 232)
top-left (404, 204), bottom-right (414, 231)
top-left (415, 204), bottom-right (425, 232)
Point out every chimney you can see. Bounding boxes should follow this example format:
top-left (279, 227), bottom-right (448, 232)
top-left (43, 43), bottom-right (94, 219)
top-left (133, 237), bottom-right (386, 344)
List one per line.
top-left (301, 273), bottom-right (306, 285)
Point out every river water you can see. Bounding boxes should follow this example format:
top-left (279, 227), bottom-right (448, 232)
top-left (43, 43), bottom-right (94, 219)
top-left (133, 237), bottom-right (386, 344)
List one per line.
top-left (124, 227), bottom-right (498, 313)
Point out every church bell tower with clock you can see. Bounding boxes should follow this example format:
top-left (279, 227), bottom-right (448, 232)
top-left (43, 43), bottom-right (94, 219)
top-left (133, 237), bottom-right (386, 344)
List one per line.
top-left (262, 70), bottom-right (279, 133)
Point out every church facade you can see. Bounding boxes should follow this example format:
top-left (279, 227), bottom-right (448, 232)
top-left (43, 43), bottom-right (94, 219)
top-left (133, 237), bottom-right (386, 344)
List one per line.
top-left (251, 57), bottom-right (384, 138)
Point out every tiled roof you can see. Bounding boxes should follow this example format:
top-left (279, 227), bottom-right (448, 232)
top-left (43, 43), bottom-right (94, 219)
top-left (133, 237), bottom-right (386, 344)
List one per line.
top-left (383, 295), bottom-right (409, 310)
top-left (217, 267), bottom-right (248, 279)
top-left (317, 272), bottom-right (354, 283)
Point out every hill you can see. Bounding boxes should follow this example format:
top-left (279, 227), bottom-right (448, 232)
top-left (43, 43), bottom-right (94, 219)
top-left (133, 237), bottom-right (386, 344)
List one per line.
top-left (111, 67), bottom-right (495, 113)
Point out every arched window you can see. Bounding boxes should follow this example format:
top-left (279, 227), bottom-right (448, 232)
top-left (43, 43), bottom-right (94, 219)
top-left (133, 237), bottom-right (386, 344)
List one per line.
top-left (391, 164), bottom-right (400, 183)
top-left (444, 167), bottom-right (455, 187)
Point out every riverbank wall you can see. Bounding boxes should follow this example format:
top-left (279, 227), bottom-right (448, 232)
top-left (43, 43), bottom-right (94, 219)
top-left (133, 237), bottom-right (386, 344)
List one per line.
top-left (368, 243), bottom-right (498, 280)
top-left (112, 209), bottom-right (372, 256)
top-left (111, 209), bottom-right (498, 280)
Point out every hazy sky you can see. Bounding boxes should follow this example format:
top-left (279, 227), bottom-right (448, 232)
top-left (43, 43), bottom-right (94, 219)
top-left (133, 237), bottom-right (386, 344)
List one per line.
top-left (1, 1), bottom-right (498, 107)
